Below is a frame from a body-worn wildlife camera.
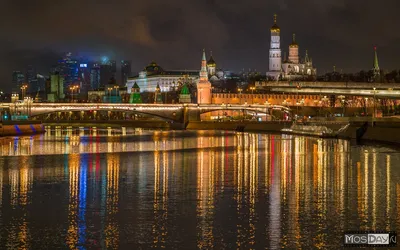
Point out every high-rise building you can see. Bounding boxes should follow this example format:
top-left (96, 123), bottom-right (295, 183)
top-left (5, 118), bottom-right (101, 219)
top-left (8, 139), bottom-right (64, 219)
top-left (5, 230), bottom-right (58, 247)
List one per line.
top-left (12, 71), bottom-right (25, 90)
top-left (28, 79), bottom-right (39, 94)
top-left (79, 62), bottom-right (91, 94)
top-left (90, 63), bottom-right (101, 90)
top-left (110, 60), bottom-right (117, 75)
top-left (90, 63), bottom-right (100, 90)
top-left (47, 72), bottom-right (65, 102)
top-left (55, 53), bottom-right (79, 90)
top-left (26, 65), bottom-right (36, 84)
top-left (100, 63), bottom-right (113, 88)
top-left (121, 60), bottom-right (132, 85)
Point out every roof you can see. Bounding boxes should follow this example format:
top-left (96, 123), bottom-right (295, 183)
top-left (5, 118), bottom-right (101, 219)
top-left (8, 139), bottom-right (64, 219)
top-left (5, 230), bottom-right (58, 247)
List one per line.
top-left (270, 14), bottom-right (280, 33)
top-left (133, 82), bottom-right (140, 88)
top-left (128, 70), bottom-right (199, 80)
top-left (180, 84), bottom-right (190, 95)
top-left (144, 61), bottom-right (164, 75)
top-left (207, 55), bottom-right (216, 66)
top-left (289, 34), bottom-right (298, 48)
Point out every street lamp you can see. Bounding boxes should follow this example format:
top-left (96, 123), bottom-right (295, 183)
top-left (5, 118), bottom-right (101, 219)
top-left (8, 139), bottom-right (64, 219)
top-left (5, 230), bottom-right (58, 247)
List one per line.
top-left (107, 87), bottom-right (113, 102)
top-left (165, 85), bottom-right (168, 104)
top-left (338, 95), bottom-right (346, 117)
top-left (321, 96), bottom-right (329, 117)
top-left (250, 86), bottom-right (255, 104)
top-left (20, 84), bottom-right (28, 100)
top-left (69, 85), bottom-right (79, 103)
top-left (238, 88), bottom-right (243, 104)
top-left (114, 85), bottom-right (119, 103)
top-left (372, 87), bottom-right (377, 126)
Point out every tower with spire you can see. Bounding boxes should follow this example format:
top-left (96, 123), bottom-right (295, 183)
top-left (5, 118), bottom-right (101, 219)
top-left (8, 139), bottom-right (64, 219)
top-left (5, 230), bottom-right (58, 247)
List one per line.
top-left (288, 34), bottom-right (299, 64)
top-left (154, 83), bottom-right (163, 104)
top-left (372, 46), bottom-right (380, 81)
top-left (129, 82), bottom-right (142, 103)
top-left (268, 15), bottom-right (317, 80)
top-left (197, 49), bottom-right (212, 104)
top-left (266, 14), bottom-right (282, 79)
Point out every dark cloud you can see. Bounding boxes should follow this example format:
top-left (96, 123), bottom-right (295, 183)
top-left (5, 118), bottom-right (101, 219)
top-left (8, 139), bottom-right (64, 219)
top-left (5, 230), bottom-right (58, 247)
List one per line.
top-left (0, 0), bottom-right (399, 90)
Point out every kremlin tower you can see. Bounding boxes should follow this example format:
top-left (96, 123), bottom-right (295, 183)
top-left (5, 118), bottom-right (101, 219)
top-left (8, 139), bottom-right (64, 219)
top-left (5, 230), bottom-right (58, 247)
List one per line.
top-left (197, 49), bottom-right (212, 104)
top-left (372, 46), bottom-right (380, 82)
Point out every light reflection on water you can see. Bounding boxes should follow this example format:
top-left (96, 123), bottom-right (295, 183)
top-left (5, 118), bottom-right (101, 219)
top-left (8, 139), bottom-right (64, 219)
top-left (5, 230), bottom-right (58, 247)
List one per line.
top-left (0, 127), bottom-right (399, 249)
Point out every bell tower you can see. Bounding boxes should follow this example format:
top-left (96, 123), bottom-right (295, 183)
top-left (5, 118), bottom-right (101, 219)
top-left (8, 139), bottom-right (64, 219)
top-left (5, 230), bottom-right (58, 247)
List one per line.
top-left (267, 14), bottom-right (282, 79)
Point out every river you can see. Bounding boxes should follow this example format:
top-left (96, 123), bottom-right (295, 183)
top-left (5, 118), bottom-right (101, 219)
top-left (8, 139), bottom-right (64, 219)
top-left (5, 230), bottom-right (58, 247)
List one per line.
top-left (0, 126), bottom-right (399, 249)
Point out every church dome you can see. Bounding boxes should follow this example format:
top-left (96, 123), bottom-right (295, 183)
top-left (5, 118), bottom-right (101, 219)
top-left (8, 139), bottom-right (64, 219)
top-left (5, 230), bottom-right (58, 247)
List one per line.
top-left (207, 54), bottom-right (216, 67)
top-left (271, 23), bottom-right (280, 33)
top-left (270, 14), bottom-right (280, 33)
top-left (144, 61), bottom-right (164, 75)
top-left (216, 70), bottom-right (224, 78)
top-left (289, 34), bottom-right (298, 48)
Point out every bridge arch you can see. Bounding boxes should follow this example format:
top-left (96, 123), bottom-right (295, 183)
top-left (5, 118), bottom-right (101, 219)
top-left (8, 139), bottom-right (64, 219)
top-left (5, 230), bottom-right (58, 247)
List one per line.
top-left (197, 104), bottom-right (291, 120)
top-left (30, 108), bottom-right (180, 122)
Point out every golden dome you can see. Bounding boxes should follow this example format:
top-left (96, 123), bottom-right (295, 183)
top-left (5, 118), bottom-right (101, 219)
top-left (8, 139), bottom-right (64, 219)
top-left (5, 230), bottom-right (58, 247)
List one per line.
top-left (271, 24), bottom-right (280, 33)
top-left (289, 34), bottom-right (298, 48)
top-left (270, 14), bottom-right (280, 33)
top-left (207, 53), bottom-right (216, 67)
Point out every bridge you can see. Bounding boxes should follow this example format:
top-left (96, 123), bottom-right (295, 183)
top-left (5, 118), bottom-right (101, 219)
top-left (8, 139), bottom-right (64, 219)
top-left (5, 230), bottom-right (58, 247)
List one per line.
top-left (3, 103), bottom-right (291, 122)
top-left (256, 81), bottom-right (400, 98)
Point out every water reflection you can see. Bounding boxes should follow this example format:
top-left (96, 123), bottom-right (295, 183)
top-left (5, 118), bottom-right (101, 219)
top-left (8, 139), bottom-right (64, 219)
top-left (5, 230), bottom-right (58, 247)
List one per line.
top-left (0, 128), bottom-right (398, 249)
top-left (105, 154), bottom-right (119, 249)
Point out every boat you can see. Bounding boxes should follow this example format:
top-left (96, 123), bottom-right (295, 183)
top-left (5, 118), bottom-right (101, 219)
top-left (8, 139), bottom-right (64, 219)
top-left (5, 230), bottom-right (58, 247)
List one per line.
top-left (0, 120), bottom-right (45, 136)
top-left (281, 123), bottom-right (349, 138)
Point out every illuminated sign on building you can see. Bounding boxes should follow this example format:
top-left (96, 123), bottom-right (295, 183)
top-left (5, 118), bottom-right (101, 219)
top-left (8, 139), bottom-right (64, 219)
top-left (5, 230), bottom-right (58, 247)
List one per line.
top-left (80, 64), bottom-right (88, 68)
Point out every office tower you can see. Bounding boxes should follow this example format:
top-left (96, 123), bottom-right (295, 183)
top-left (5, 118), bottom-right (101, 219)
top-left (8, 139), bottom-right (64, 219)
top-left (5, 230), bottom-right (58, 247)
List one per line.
top-left (12, 71), bottom-right (25, 90)
top-left (110, 60), bottom-right (117, 75)
top-left (121, 60), bottom-right (132, 85)
top-left (47, 72), bottom-right (65, 102)
top-left (100, 63), bottom-right (113, 88)
top-left (90, 63), bottom-right (101, 90)
top-left (78, 62), bottom-right (91, 94)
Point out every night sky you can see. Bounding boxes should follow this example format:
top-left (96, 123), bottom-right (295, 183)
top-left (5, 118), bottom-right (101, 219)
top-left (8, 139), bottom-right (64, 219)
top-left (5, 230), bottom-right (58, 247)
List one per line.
top-left (1, 0), bottom-right (400, 90)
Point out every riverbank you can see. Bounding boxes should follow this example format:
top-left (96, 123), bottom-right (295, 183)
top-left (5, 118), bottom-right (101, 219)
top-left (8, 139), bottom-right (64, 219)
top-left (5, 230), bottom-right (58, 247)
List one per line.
top-left (337, 121), bottom-right (400, 146)
top-left (44, 120), bottom-right (183, 130)
top-left (43, 119), bottom-right (400, 146)
top-left (1, 120), bottom-right (45, 136)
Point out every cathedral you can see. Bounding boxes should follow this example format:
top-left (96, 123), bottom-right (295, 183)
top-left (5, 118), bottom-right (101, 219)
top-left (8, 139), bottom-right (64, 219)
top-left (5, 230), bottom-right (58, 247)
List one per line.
top-left (266, 15), bottom-right (317, 80)
top-left (206, 52), bottom-right (225, 81)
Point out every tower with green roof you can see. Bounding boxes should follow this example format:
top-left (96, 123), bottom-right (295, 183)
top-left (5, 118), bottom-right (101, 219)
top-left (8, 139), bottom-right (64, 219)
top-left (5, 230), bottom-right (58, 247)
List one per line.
top-left (373, 46), bottom-right (381, 82)
top-left (129, 82), bottom-right (142, 103)
top-left (154, 83), bottom-right (163, 104)
top-left (179, 83), bottom-right (191, 103)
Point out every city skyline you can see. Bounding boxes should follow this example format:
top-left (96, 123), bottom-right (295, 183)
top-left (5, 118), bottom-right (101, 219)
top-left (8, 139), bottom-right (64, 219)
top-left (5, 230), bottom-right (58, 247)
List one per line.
top-left (1, 0), bottom-right (400, 91)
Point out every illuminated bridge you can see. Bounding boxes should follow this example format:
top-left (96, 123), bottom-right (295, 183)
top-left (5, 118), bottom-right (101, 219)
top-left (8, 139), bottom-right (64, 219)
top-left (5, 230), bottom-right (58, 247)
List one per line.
top-left (5, 103), bottom-right (291, 122)
top-left (256, 81), bottom-right (400, 98)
